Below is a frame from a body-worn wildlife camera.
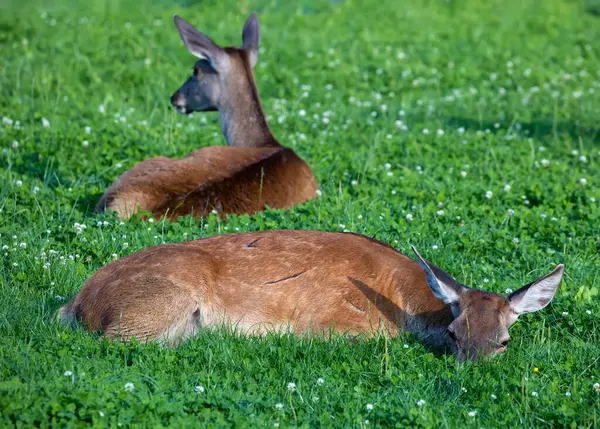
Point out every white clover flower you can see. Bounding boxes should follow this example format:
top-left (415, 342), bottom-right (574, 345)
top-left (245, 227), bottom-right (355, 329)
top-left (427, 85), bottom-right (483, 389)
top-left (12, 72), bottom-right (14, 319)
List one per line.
top-left (315, 189), bottom-right (322, 197)
top-left (540, 159), bottom-right (549, 167)
top-left (565, 391), bottom-right (571, 397)
top-left (432, 245), bottom-right (439, 250)
top-left (491, 394), bottom-right (497, 400)
top-left (195, 385), bottom-right (205, 393)
top-left (98, 104), bottom-right (105, 114)
top-left (403, 344), bottom-right (409, 349)
top-left (144, 58), bottom-right (152, 66)
top-left (531, 391), bottom-right (538, 397)
top-left (406, 214), bottom-right (413, 221)
top-left (16, 180), bottom-right (23, 187)
top-left (579, 155), bottom-right (588, 163)
top-left (460, 171), bottom-right (467, 178)
top-left (351, 180), bottom-right (358, 186)
top-left (579, 178), bottom-right (587, 185)
top-left (422, 128), bottom-right (430, 135)
top-left (82, 140), bottom-right (89, 148)
top-left (504, 184), bottom-right (511, 192)
top-left (275, 403), bottom-right (283, 410)
top-left (41, 118), bottom-right (50, 127)
top-left (85, 126), bottom-right (92, 134)
top-left (436, 210), bottom-right (445, 216)
top-left (437, 129), bottom-right (444, 136)
top-left (468, 411), bottom-right (477, 417)
top-left (124, 382), bottom-right (134, 392)
top-left (2, 117), bottom-right (13, 125)
top-left (111, 253), bottom-right (118, 260)
top-left (366, 403), bottom-right (373, 411)
top-left (19, 242), bottom-right (26, 248)
top-left (562, 311), bottom-right (569, 317)
top-left (11, 141), bottom-right (19, 149)
top-left (287, 382), bottom-right (296, 392)
top-left (485, 191), bottom-right (493, 199)
top-left (416, 399), bottom-right (426, 407)
top-left (507, 209), bottom-right (515, 216)
top-left (317, 378), bottom-right (325, 385)
top-left (513, 238), bottom-right (519, 244)
top-left (64, 370), bottom-right (73, 377)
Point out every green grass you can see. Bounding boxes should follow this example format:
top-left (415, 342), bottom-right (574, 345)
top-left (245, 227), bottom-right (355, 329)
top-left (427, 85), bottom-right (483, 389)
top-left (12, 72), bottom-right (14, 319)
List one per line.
top-left (1, 0), bottom-right (599, 426)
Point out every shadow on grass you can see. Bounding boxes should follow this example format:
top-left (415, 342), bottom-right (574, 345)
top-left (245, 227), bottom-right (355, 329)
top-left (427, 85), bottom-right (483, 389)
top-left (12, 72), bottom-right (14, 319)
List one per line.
top-left (77, 192), bottom-right (105, 214)
top-left (585, 0), bottom-right (600, 16)
top-left (444, 117), bottom-right (600, 143)
top-left (1, 152), bottom-right (107, 215)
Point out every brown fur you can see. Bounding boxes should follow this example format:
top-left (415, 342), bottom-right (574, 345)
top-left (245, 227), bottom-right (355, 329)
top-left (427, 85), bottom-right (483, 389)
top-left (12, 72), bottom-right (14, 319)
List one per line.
top-left (62, 231), bottom-right (444, 344)
top-left (96, 145), bottom-right (318, 220)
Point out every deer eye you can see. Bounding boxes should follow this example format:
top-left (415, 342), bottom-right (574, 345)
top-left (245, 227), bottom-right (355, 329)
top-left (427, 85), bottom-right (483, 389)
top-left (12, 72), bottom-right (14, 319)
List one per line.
top-left (500, 339), bottom-right (510, 348)
top-left (447, 330), bottom-right (457, 342)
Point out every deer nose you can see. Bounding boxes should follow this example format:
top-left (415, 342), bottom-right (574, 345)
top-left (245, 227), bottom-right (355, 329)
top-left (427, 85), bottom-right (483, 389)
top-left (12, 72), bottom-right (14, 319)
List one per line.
top-left (170, 91), bottom-right (186, 108)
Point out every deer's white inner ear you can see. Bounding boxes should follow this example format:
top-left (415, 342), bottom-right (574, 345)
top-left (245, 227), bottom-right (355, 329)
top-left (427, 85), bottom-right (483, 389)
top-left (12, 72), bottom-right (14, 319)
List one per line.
top-left (411, 246), bottom-right (464, 305)
top-left (189, 52), bottom-right (216, 70)
top-left (190, 51), bottom-right (208, 61)
top-left (509, 264), bottom-right (564, 314)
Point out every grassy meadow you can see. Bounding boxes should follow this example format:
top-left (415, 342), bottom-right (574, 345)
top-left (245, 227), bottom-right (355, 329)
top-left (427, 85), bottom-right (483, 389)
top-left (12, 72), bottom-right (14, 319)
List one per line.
top-left (1, 0), bottom-right (600, 426)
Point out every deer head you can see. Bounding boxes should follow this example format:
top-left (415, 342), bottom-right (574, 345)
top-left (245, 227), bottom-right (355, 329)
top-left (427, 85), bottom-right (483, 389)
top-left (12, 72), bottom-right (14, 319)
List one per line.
top-left (170, 14), bottom-right (277, 148)
top-left (171, 13), bottom-right (259, 114)
top-left (412, 247), bottom-right (564, 362)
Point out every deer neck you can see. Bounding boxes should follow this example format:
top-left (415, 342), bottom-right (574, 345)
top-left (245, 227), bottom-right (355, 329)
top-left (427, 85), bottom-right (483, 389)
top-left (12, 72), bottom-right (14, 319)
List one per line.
top-left (395, 276), bottom-right (455, 348)
top-left (217, 64), bottom-right (279, 148)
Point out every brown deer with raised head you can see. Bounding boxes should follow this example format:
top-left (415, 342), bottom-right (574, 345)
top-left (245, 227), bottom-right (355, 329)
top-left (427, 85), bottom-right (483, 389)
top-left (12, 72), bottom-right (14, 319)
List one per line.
top-left (58, 230), bottom-right (564, 362)
top-left (95, 14), bottom-right (319, 220)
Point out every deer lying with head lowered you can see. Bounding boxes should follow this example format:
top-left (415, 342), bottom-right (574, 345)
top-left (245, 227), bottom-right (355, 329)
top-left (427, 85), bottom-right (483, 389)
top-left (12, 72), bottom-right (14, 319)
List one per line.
top-left (95, 14), bottom-right (319, 220)
top-left (58, 230), bottom-right (564, 362)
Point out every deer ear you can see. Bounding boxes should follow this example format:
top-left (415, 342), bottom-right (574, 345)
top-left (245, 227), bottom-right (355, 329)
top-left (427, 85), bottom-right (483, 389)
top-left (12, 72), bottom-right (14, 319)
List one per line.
top-left (509, 264), bottom-right (564, 315)
top-left (174, 15), bottom-right (228, 71)
top-left (242, 12), bottom-right (260, 68)
top-left (411, 246), bottom-right (466, 305)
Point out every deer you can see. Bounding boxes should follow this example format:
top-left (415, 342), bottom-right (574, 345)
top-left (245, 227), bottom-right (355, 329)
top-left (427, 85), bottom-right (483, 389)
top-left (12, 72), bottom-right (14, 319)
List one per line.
top-left (58, 230), bottom-right (565, 362)
top-left (95, 14), bottom-right (319, 220)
